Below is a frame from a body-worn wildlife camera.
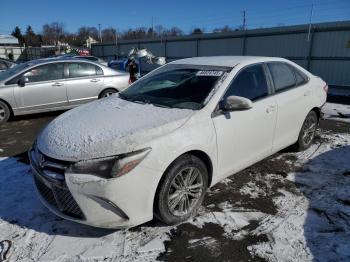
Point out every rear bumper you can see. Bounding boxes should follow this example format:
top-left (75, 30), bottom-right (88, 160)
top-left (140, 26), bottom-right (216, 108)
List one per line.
top-left (29, 148), bottom-right (161, 229)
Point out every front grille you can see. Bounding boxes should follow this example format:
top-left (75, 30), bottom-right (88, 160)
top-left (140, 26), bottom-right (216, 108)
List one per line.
top-left (34, 175), bottom-right (84, 219)
top-left (34, 175), bottom-right (56, 207)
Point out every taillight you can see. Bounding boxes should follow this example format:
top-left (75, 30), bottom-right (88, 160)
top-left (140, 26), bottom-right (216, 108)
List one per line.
top-left (323, 84), bottom-right (328, 93)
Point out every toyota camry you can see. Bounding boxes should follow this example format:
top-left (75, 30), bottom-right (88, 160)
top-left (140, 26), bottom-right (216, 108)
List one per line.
top-left (29, 56), bottom-right (327, 228)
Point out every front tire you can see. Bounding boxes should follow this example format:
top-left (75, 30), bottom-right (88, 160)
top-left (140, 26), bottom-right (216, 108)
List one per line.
top-left (294, 110), bottom-right (318, 151)
top-left (154, 155), bottom-right (208, 225)
top-left (100, 88), bottom-right (117, 98)
top-left (0, 101), bottom-right (10, 124)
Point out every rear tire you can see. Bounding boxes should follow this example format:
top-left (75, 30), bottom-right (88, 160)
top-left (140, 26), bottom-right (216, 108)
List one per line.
top-left (100, 88), bottom-right (118, 98)
top-left (293, 110), bottom-right (318, 151)
top-left (0, 101), bottom-right (10, 124)
top-left (154, 154), bottom-right (208, 225)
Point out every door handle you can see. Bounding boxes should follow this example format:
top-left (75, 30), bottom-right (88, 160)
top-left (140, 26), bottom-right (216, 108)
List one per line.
top-left (90, 79), bottom-right (100, 83)
top-left (52, 82), bottom-right (63, 86)
top-left (266, 105), bottom-right (276, 113)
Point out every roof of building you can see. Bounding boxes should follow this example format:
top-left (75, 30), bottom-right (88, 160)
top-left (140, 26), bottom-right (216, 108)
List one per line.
top-left (0, 35), bottom-right (19, 45)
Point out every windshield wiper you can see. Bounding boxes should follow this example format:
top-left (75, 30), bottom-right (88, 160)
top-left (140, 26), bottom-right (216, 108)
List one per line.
top-left (151, 103), bottom-right (171, 108)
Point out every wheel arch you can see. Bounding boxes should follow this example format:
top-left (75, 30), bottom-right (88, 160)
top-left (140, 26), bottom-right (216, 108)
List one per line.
top-left (311, 107), bottom-right (321, 122)
top-left (152, 149), bottom-right (214, 218)
top-left (0, 98), bottom-right (13, 117)
top-left (98, 87), bottom-right (119, 98)
top-left (154, 149), bottom-right (213, 199)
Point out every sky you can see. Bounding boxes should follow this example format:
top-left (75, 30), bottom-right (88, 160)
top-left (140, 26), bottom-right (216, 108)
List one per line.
top-left (0, 0), bottom-right (349, 35)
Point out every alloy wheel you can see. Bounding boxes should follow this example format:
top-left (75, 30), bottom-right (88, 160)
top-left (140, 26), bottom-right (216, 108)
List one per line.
top-left (301, 113), bottom-right (317, 146)
top-left (167, 167), bottom-right (204, 217)
top-left (103, 91), bottom-right (115, 98)
top-left (0, 105), bottom-right (5, 121)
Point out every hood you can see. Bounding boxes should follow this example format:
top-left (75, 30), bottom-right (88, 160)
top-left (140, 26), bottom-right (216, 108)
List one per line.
top-left (37, 96), bottom-right (194, 161)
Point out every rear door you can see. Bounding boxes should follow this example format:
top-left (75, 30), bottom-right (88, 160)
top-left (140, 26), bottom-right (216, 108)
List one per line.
top-left (266, 62), bottom-right (312, 151)
top-left (66, 62), bottom-right (104, 106)
top-left (212, 64), bottom-right (277, 178)
top-left (13, 63), bottom-right (68, 112)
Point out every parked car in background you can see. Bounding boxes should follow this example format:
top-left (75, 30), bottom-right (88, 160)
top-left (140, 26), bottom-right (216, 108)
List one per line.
top-left (29, 56), bottom-right (327, 228)
top-left (0, 57), bottom-right (129, 123)
top-left (72, 55), bottom-right (107, 66)
top-left (58, 54), bottom-right (107, 66)
top-left (0, 58), bottom-right (17, 72)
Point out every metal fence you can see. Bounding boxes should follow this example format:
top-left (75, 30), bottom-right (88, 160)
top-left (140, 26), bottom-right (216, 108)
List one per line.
top-left (0, 46), bottom-right (58, 61)
top-left (92, 21), bottom-right (350, 88)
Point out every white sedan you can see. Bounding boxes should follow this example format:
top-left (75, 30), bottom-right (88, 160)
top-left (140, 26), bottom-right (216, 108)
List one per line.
top-left (29, 56), bottom-right (327, 228)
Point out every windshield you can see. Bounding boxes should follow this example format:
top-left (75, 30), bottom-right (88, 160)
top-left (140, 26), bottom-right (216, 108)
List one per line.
top-left (0, 61), bottom-right (32, 81)
top-left (120, 64), bottom-right (230, 110)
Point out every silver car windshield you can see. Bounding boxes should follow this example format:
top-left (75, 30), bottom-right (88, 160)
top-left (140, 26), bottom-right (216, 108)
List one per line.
top-left (120, 64), bottom-right (231, 110)
top-left (0, 62), bottom-right (32, 81)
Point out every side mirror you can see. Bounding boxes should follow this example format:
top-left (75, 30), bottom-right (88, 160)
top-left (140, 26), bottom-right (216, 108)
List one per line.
top-left (220, 96), bottom-right (253, 111)
top-left (18, 76), bottom-right (28, 87)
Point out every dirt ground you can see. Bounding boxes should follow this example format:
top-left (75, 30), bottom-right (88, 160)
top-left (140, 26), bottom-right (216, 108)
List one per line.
top-left (0, 111), bottom-right (349, 261)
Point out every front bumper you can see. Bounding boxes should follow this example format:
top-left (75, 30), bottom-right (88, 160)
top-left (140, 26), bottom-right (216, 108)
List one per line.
top-left (29, 147), bottom-right (161, 228)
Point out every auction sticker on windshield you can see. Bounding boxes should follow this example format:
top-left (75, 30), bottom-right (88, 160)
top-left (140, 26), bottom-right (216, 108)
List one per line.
top-left (196, 71), bottom-right (224, 77)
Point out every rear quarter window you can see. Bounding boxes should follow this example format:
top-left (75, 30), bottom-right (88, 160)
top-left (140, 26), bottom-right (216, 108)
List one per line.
top-left (288, 65), bottom-right (308, 86)
top-left (267, 62), bottom-right (296, 92)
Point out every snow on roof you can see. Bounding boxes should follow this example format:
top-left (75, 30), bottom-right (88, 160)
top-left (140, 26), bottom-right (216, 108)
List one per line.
top-left (0, 34), bottom-right (19, 45)
top-left (171, 56), bottom-right (288, 67)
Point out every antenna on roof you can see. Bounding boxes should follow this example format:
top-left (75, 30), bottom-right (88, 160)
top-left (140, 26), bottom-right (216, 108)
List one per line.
top-left (307, 3), bottom-right (314, 41)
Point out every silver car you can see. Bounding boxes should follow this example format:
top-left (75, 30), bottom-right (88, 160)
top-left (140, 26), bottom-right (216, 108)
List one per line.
top-left (0, 57), bottom-right (129, 123)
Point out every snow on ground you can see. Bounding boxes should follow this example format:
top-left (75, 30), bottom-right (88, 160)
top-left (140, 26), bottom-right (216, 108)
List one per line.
top-left (322, 103), bottom-right (350, 123)
top-left (248, 133), bottom-right (350, 261)
top-left (1, 131), bottom-right (350, 261)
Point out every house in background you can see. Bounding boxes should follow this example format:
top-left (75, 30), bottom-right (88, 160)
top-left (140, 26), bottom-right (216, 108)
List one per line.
top-left (0, 35), bottom-right (19, 46)
top-left (86, 36), bottom-right (98, 48)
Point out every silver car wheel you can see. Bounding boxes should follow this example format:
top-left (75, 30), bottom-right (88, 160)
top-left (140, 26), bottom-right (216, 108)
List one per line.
top-left (103, 91), bottom-right (115, 98)
top-left (167, 167), bottom-right (204, 217)
top-left (301, 113), bottom-right (317, 146)
top-left (0, 105), bottom-right (5, 121)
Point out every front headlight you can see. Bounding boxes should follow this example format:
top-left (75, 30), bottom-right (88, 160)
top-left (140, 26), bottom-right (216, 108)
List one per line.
top-left (67, 148), bottom-right (151, 178)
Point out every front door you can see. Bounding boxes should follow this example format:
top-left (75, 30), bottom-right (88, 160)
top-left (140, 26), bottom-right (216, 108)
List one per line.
top-left (14, 63), bottom-right (68, 112)
top-left (212, 64), bottom-right (277, 178)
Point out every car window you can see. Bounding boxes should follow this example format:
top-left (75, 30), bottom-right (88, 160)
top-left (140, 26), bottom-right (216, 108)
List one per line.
top-left (23, 63), bottom-right (65, 83)
top-left (268, 62), bottom-right (296, 92)
top-left (68, 63), bottom-right (102, 78)
top-left (223, 64), bottom-right (269, 101)
top-left (288, 65), bottom-right (308, 86)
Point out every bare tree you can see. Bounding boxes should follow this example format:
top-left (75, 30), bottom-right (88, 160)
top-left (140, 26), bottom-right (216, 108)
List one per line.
top-left (121, 27), bottom-right (147, 40)
top-left (76, 26), bottom-right (99, 45)
top-left (212, 25), bottom-right (233, 33)
top-left (42, 22), bottom-right (66, 45)
top-left (165, 26), bottom-right (183, 37)
top-left (101, 27), bottom-right (117, 43)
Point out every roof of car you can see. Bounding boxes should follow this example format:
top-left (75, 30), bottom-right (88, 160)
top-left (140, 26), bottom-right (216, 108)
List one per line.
top-left (171, 56), bottom-right (288, 67)
top-left (24, 56), bottom-right (102, 65)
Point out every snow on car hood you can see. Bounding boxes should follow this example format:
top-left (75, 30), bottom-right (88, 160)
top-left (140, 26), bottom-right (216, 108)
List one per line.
top-left (37, 96), bottom-right (194, 161)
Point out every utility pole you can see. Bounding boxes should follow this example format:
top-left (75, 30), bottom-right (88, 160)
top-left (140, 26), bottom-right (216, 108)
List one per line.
top-left (151, 17), bottom-right (154, 39)
top-left (98, 23), bottom-right (102, 43)
top-left (307, 3), bottom-right (314, 41)
top-left (115, 28), bottom-right (118, 57)
top-left (241, 10), bottom-right (246, 30)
